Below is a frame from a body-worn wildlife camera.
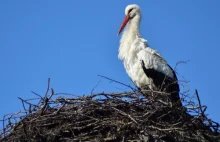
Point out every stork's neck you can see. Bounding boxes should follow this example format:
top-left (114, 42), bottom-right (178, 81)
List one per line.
top-left (119, 15), bottom-right (141, 60)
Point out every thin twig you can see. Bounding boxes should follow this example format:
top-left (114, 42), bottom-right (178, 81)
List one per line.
top-left (91, 80), bottom-right (101, 94)
top-left (111, 107), bottom-right (137, 124)
top-left (18, 98), bottom-right (27, 115)
top-left (31, 91), bottom-right (43, 100)
top-left (195, 89), bottom-right (203, 114)
top-left (98, 75), bottom-right (137, 91)
top-left (17, 97), bottom-right (39, 108)
top-left (44, 78), bottom-right (51, 97)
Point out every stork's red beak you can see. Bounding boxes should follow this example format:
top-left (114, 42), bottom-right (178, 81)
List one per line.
top-left (117, 15), bottom-right (130, 36)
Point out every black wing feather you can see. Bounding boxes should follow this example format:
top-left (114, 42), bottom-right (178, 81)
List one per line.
top-left (141, 60), bottom-right (181, 106)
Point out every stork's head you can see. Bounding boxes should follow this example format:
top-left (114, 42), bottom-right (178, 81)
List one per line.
top-left (118, 4), bottom-right (141, 35)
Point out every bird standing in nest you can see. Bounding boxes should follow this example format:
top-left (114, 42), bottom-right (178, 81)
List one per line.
top-left (117, 4), bottom-right (182, 106)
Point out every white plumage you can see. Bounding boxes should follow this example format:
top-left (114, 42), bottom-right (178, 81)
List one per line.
top-left (118, 4), bottom-right (181, 104)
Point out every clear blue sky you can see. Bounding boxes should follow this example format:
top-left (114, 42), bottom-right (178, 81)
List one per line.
top-left (0, 0), bottom-right (220, 127)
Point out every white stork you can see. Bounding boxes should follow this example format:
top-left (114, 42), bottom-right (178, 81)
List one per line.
top-left (118, 4), bottom-right (181, 106)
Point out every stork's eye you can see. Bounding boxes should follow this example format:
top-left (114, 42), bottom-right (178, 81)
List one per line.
top-left (128, 8), bottom-right (133, 14)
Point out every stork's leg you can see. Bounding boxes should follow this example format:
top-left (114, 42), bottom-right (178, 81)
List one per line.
top-left (151, 86), bottom-right (154, 97)
top-left (151, 86), bottom-right (156, 102)
top-left (143, 85), bottom-right (154, 103)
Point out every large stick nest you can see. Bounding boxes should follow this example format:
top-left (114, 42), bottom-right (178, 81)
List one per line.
top-left (0, 79), bottom-right (220, 142)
